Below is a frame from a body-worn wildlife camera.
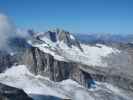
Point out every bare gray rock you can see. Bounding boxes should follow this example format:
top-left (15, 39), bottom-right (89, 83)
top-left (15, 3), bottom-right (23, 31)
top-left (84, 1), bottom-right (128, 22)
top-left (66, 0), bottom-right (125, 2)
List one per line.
top-left (0, 51), bottom-right (14, 73)
top-left (22, 47), bottom-right (92, 87)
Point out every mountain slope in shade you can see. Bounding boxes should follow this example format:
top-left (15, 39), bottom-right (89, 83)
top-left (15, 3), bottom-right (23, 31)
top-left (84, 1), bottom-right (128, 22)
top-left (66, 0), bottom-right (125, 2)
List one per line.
top-left (0, 82), bottom-right (33, 100)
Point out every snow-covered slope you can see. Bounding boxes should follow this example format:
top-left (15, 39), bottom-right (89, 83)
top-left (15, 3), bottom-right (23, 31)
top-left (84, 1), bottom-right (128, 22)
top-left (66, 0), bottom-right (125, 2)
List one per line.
top-left (0, 65), bottom-right (132, 100)
top-left (0, 65), bottom-right (68, 99)
top-left (58, 43), bottom-right (120, 66)
top-left (29, 29), bottom-right (120, 67)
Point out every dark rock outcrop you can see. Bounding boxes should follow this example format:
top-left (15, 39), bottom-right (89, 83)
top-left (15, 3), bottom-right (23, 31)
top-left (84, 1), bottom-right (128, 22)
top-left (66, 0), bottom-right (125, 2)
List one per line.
top-left (22, 47), bottom-right (91, 87)
top-left (0, 51), bottom-right (15, 73)
top-left (0, 83), bottom-right (32, 100)
top-left (57, 29), bottom-right (83, 52)
top-left (22, 46), bottom-right (133, 91)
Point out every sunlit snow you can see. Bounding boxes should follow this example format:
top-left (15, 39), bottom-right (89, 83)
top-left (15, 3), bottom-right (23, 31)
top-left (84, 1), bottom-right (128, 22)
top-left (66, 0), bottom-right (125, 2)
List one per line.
top-left (0, 65), bottom-right (132, 100)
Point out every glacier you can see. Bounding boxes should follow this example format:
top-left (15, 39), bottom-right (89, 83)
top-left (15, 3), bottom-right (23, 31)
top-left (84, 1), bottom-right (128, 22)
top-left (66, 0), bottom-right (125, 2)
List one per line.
top-left (0, 65), bottom-right (132, 100)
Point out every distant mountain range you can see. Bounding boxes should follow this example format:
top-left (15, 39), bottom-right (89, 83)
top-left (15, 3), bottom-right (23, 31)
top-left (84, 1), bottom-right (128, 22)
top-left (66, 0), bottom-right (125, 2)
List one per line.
top-left (74, 33), bottom-right (133, 44)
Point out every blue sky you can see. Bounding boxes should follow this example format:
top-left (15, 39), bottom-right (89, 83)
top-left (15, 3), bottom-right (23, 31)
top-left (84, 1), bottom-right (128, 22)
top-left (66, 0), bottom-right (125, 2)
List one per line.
top-left (0, 0), bottom-right (133, 34)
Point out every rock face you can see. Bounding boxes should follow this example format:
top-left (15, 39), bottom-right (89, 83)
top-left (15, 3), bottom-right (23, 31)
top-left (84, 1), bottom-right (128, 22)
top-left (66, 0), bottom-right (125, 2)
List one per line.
top-left (57, 29), bottom-right (83, 51)
top-left (0, 51), bottom-right (14, 73)
top-left (22, 47), bottom-right (92, 87)
top-left (0, 83), bottom-right (32, 100)
top-left (22, 46), bottom-right (133, 91)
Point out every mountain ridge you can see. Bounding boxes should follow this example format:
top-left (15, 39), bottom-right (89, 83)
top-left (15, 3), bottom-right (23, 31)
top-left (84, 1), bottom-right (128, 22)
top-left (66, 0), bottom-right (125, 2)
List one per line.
top-left (0, 29), bottom-right (133, 100)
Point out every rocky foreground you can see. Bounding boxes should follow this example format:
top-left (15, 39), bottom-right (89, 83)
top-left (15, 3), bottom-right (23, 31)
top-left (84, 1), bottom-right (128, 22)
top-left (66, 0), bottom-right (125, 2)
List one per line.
top-left (0, 83), bottom-right (32, 100)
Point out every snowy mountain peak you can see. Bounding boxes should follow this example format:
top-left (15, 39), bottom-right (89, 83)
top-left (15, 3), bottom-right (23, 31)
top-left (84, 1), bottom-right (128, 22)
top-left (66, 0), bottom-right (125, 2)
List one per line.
top-left (28, 29), bottom-right (120, 67)
top-left (34, 29), bottom-right (83, 51)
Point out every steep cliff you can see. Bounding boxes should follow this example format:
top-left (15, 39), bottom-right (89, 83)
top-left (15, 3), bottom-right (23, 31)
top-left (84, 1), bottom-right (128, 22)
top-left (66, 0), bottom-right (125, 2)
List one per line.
top-left (22, 47), bottom-right (92, 87)
top-left (0, 51), bottom-right (15, 73)
top-left (22, 46), bottom-right (133, 91)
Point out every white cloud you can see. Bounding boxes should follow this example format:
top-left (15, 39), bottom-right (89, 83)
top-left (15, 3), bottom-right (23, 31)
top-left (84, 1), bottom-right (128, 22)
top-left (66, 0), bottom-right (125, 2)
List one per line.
top-left (0, 13), bottom-right (16, 49)
top-left (16, 28), bottom-right (30, 38)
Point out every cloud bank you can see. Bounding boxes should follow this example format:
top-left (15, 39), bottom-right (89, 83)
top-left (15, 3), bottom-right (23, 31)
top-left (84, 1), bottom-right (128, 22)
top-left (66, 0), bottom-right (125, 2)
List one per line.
top-left (0, 13), bottom-right (16, 50)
